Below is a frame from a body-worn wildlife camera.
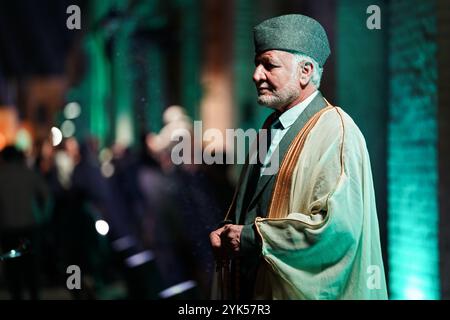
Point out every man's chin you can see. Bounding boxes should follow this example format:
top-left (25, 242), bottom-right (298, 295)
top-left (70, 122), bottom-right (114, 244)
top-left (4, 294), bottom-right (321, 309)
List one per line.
top-left (257, 95), bottom-right (279, 109)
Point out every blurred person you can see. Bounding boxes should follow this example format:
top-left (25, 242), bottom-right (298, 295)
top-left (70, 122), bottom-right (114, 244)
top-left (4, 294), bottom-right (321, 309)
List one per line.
top-left (110, 143), bottom-right (144, 233)
top-left (144, 109), bottom-right (223, 298)
top-left (33, 139), bottom-right (60, 285)
top-left (210, 14), bottom-right (387, 299)
top-left (142, 129), bottom-right (199, 297)
top-left (47, 137), bottom-right (106, 299)
top-left (170, 160), bottom-right (224, 298)
top-left (35, 139), bottom-right (55, 177)
top-left (61, 138), bottom-right (108, 299)
top-left (136, 134), bottom-right (167, 250)
top-left (0, 145), bottom-right (48, 299)
top-left (69, 138), bottom-right (162, 299)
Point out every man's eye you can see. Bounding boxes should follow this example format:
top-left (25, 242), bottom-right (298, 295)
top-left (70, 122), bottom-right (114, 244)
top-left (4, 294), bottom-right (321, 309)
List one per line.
top-left (264, 63), bottom-right (277, 69)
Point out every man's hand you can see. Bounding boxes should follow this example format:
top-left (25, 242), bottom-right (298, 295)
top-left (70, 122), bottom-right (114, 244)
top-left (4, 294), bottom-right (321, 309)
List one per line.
top-left (209, 226), bottom-right (226, 263)
top-left (210, 224), bottom-right (244, 263)
top-left (220, 224), bottom-right (244, 256)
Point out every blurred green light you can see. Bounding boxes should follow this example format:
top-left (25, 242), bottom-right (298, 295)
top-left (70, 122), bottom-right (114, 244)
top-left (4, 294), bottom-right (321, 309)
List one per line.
top-left (15, 128), bottom-right (32, 152)
top-left (61, 120), bottom-right (76, 138)
top-left (64, 102), bottom-right (81, 120)
top-left (387, 0), bottom-right (439, 300)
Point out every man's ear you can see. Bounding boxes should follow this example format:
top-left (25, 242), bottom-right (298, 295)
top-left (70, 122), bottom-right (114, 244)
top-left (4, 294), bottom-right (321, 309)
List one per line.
top-left (299, 62), bottom-right (313, 86)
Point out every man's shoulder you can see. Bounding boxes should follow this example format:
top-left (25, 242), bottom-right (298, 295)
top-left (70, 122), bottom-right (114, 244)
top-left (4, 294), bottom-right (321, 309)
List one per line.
top-left (311, 106), bottom-right (366, 146)
top-left (319, 106), bottom-right (361, 132)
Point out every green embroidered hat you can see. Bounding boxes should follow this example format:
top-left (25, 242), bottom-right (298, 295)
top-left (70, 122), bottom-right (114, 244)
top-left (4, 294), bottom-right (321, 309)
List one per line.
top-left (253, 14), bottom-right (331, 67)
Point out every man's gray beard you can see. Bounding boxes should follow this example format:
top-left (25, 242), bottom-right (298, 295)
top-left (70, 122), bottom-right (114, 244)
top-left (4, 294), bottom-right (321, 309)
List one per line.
top-left (257, 82), bottom-right (300, 109)
top-left (257, 94), bottom-right (281, 108)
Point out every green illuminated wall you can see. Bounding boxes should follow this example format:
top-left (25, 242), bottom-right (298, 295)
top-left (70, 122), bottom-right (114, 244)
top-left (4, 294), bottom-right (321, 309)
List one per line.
top-left (388, 0), bottom-right (440, 299)
top-left (145, 44), bottom-right (165, 133)
top-left (66, 0), bottom-right (123, 147)
top-left (86, 34), bottom-right (110, 146)
top-left (65, 0), bottom-right (114, 147)
top-left (335, 0), bottom-right (388, 286)
top-left (69, 0), bottom-right (171, 146)
top-left (112, 19), bottom-right (135, 146)
top-left (336, 0), bottom-right (440, 299)
top-left (234, 0), bottom-right (271, 130)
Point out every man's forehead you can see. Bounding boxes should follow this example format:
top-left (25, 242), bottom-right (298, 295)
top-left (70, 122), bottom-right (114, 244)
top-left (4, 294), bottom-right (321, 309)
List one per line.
top-left (254, 50), bottom-right (294, 62)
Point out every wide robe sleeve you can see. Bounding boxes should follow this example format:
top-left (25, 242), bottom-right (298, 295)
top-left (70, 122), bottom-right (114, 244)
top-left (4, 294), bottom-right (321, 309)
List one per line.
top-left (254, 108), bottom-right (388, 300)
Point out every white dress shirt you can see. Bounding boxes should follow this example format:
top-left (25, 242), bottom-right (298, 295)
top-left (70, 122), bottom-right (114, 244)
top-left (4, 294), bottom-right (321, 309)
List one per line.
top-left (260, 90), bottom-right (319, 176)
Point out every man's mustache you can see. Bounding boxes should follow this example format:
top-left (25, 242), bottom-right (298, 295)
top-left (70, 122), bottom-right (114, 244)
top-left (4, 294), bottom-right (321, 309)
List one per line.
top-left (256, 83), bottom-right (272, 91)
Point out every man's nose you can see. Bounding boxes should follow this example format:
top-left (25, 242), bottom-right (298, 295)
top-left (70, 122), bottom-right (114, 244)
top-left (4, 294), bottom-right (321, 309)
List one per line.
top-left (252, 65), bottom-right (266, 83)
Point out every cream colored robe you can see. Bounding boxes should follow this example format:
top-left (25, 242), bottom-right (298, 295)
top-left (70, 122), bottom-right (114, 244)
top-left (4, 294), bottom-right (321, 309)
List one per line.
top-left (253, 107), bottom-right (388, 299)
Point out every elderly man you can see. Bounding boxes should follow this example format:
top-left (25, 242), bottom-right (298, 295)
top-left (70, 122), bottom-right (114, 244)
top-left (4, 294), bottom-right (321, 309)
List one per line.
top-left (210, 14), bottom-right (388, 300)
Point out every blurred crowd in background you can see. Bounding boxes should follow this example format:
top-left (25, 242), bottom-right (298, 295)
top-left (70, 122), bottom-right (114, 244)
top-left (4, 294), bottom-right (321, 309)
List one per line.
top-left (0, 105), bottom-right (233, 300)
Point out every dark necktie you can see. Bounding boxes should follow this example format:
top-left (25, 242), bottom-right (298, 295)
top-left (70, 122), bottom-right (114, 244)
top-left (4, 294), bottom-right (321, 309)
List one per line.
top-left (240, 115), bottom-right (284, 219)
top-left (271, 117), bottom-right (284, 130)
top-left (261, 117), bottom-right (283, 167)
